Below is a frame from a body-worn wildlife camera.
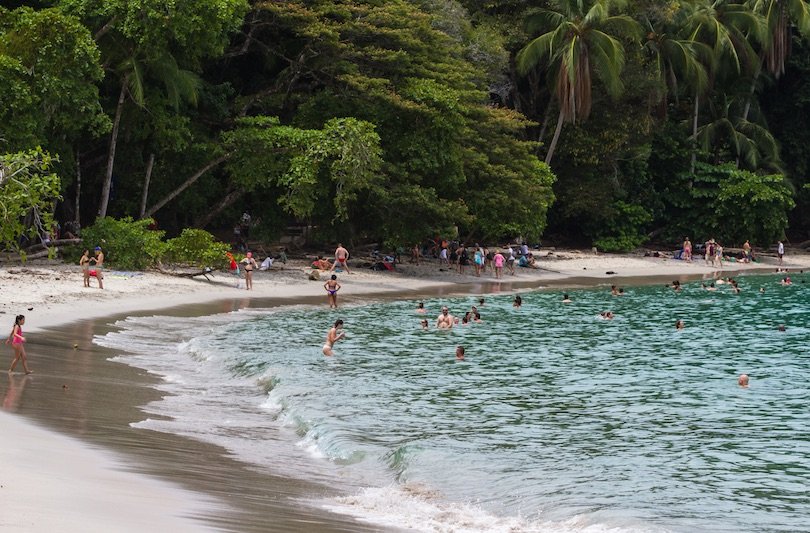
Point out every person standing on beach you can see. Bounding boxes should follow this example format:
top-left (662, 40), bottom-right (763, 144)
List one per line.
top-left (90, 246), bottom-right (105, 289)
top-left (682, 237), bottom-right (692, 262)
top-left (457, 244), bottom-right (468, 275)
top-left (324, 274), bottom-right (341, 308)
top-left (506, 245), bottom-right (516, 275)
top-left (493, 249), bottom-right (505, 279)
top-left (322, 319), bottom-right (345, 356)
top-left (778, 241), bottom-right (785, 266)
top-left (241, 252), bottom-right (258, 290)
top-left (6, 315), bottom-right (31, 374)
top-left (79, 249), bottom-right (91, 288)
top-left (743, 240), bottom-right (752, 263)
top-left (332, 243), bottom-right (351, 273)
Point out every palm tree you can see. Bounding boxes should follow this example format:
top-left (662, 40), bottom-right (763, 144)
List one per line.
top-left (516, 0), bottom-right (641, 165)
top-left (97, 52), bottom-right (201, 219)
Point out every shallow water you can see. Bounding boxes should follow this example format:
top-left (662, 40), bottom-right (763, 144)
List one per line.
top-left (96, 274), bottom-right (810, 532)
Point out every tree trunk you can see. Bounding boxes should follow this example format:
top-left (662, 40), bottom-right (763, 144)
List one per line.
top-left (144, 154), bottom-right (229, 218)
top-left (194, 188), bottom-right (244, 228)
top-left (545, 108), bottom-right (566, 165)
top-left (139, 153), bottom-right (155, 218)
top-left (742, 61), bottom-right (762, 122)
top-left (98, 77), bottom-right (128, 219)
top-left (536, 102), bottom-right (554, 154)
top-left (74, 154), bottom-right (81, 226)
top-left (690, 94), bottom-right (699, 174)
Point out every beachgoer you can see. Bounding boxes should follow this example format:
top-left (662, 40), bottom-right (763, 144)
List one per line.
top-left (421, 319), bottom-right (429, 330)
top-left (462, 312), bottom-right (471, 325)
top-left (738, 374), bottom-right (749, 388)
top-left (743, 240), bottom-right (752, 263)
top-left (600, 311), bottom-right (615, 320)
top-left (241, 252), bottom-right (258, 290)
top-left (675, 319), bottom-right (685, 330)
top-left (322, 319), bottom-right (345, 356)
top-left (457, 244), bottom-right (469, 275)
top-left (562, 294), bottom-right (572, 303)
top-left (90, 246), bottom-right (105, 289)
top-left (6, 315), bottom-right (31, 374)
top-left (618, 288), bottom-right (625, 296)
top-left (324, 274), bottom-right (341, 308)
top-left (416, 302), bottom-right (427, 314)
top-left (79, 249), bottom-right (91, 288)
top-left (611, 285), bottom-right (618, 296)
top-left (332, 243), bottom-right (351, 273)
top-left (478, 298), bottom-right (485, 306)
top-left (436, 307), bottom-right (454, 329)
top-left (493, 249), bottom-right (505, 279)
top-left (778, 241), bottom-right (784, 266)
top-left (473, 311), bottom-right (482, 322)
top-left (473, 244), bottom-right (483, 277)
top-left (714, 243), bottom-right (723, 267)
top-left (411, 244), bottom-right (421, 265)
top-left (506, 245), bottom-right (516, 275)
top-left (520, 242), bottom-right (529, 257)
top-left (704, 239), bottom-right (714, 266)
top-left (312, 256), bottom-right (332, 271)
top-left (456, 346), bottom-right (465, 361)
top-left (683, 237), bottom-right (692, 262)
top-left (513, 295), bottom-right (522, 308)
top-left (439, 245), bottom-right (449, 266)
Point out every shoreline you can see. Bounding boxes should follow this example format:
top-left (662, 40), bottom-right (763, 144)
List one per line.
top-left (0, 250), bottom-right (805, 531)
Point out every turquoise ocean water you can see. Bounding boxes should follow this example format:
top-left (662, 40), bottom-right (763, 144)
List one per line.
top-left (96, 273), bottom-right (810, 532)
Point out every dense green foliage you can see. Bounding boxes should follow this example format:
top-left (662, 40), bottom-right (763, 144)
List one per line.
top-left (80, 217), bottom-right (166, 269)
top-left (2, 0), bottom-right (810, 252)
top-left (165, 228), bottom-right (230, 269)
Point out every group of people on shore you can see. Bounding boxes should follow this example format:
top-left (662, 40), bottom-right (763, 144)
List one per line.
top-left (680, 237), bottom-right (783, 266)
top-left (79, 247), bottom-right (105, 289)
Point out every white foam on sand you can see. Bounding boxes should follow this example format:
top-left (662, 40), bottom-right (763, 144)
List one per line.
top-left (0, 410), bottom-right (222, 532)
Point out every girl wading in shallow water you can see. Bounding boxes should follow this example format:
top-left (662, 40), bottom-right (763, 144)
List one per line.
top-left (6, 315), bottom-right (32, 374)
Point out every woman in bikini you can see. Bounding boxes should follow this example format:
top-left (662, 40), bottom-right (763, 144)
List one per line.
top-left (7, 315), bottom-right (31, 374)
top-left (324, 275), bottom-right (341, 308)
top-left (322, 319), bottom-right (345, 356)
top-left (79, 249), bottom-right (91, 287)
top-left (241, 252), bottom-right (258, 290)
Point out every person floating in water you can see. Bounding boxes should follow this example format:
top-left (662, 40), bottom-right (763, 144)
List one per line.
top-left (455, 346), bottom-right (465, 361)
top-left (322, 319), bottom-right (345, 356)
top-left (6, 315), bottom-right (31, 374)
top-left (436, 307), bottom-right (454, 329)
top-left (324, 274), bottom-right (341, 308)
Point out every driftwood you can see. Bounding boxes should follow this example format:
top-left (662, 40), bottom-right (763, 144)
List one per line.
top-left (154, 266), bottom-right (219, 280)
top-left (0, 248), bottom-right (54, 263)
top-left (24, 238), bottom-right (82, 253)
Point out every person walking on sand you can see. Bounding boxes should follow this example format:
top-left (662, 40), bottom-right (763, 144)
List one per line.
top-left (6, 315), bottom-right (31, 374)
top-left (90, 246), bottom-right (105, 289)
top-left (79, 249), bottom-right (91, 288)
top-left (332, 243), bottom-right (351, 273)
top-left (322, 319), bottom-right (345, 356)
top-left (778, 240), bottom-right (785, 266)
top-left (324, 274), bottom-right (341, 308)
top-left (241, 252), bottom-right (258, 290)
top-left (493, 249), bottom-right (505, 279)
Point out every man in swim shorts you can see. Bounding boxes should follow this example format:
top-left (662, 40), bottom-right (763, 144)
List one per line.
top-left (90, 246), bottom-right (105, 289)
top-left (331, 243), bottom-right (351, 273)
top-left (436, 307), bottom-right (454, 329)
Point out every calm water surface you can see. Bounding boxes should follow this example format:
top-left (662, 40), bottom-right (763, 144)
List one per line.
top-left (97, 274), bottom-right (810, 532)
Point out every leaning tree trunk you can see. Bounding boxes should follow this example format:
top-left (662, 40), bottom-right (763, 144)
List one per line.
top-left (545, 107), bottom-right (566, 165)
top-left (194, 188), bottom-right (244, 229)
top-left (74, 153), bottom-right (81, 226)
top-left (742, 61), bottom-right (762, 122)
top-left (139, 153), bottom-right (155, 219)
top-left (143, 154), bottom-right (229, 219)
top-left (98, 77), bottom-right (128, 219)
top-left (690, 94), bottom-right (699, 174)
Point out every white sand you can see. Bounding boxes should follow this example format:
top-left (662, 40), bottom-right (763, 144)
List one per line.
top-left (1, 248), bottom-right (806, 530)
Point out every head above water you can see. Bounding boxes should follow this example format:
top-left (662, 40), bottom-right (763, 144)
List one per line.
top-left (738, 374), bottom-right (749, 387)
top-left (334, 319), bottom-right (344, 328)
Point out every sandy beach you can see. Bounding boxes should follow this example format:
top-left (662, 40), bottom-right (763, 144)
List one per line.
top-left (1, 248), bottom-right (806, 531)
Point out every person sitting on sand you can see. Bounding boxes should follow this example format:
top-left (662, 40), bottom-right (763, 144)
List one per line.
top-left (456, 346), bottom-right (465, 361)
top-left (562, 294), bottom-right (572, 303)
top-left (322, 319), bottom-right (345, 356)
top-left (738, 374), bottom-right (749, 388)
top-left (436, 307), bottom-right (454, 329)
top-left (312, 256), bottom-right (332, 271)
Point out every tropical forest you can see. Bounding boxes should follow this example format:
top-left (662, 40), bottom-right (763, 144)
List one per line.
top-left (2, 0), bottom-right (809, 257)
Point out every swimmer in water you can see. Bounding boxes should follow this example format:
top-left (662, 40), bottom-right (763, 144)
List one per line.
top-left (478, 298), bottom-right (485, 306)
top-left (513, 295), bottom-right (522, 308)
top-left (416, 302), bottom-right (427, 314)
top-left (473, 311), bottom-right (482, 323)
top-left (455, 345), bottom-right (465, 360)
top-left (600, 311), bottom-right (614, 320)
top-left (322, 319), bottom-right (345, 356)
top-left (611, 285), bottom-right (618, 296)
top-left (778, 324), bottom-right (786, 332)
top-left (675, 319), bottom-right (685, 330)
top-left (461, 312), bottom-right (471, 325)
top-left (436, 307), bottom-right (454, 329)
top-left (738, 374), bottom-right (749, 388)
top-left (421, 319), bottom-right (429, 330)
top-left (562, 294), bottom-right (572, 303)
top-left (324, 274), bottom-right (341, 308)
